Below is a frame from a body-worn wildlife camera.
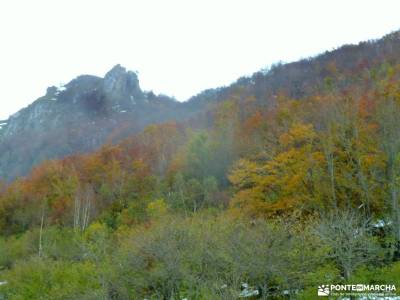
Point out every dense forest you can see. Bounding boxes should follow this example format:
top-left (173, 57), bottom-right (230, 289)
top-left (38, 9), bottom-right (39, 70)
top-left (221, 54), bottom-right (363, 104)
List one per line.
top-left (2, 31), bottom-right (400, 299)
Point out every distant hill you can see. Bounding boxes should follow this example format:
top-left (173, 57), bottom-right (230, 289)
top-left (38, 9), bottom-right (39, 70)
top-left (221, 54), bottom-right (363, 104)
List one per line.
top-left (1, 30), bottom-right (399, 180)
top-left (0, 65), bottom-right (200, 180)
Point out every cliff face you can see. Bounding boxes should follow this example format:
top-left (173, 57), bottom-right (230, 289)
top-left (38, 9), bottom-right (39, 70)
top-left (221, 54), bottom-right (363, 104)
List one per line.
top-left (0, 65), bottom-right (197, 180)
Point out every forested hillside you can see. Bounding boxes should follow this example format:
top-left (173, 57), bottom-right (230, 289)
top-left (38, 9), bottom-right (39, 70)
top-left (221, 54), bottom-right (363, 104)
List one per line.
top-left (1, 31), bottom-right (400, 299)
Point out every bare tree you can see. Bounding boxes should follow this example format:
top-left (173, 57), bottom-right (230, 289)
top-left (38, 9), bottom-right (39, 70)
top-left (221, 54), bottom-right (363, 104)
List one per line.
top-left (73, 184), bottom-right (95, 231)
top-left (315, 209), bottom-right (381, 280)
top-left (38, 207), bottom-right (45, 257)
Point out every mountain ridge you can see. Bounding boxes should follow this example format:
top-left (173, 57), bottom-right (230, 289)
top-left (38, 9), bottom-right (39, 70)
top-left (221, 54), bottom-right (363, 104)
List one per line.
top-left (1, 29), bottom-right (400, 181)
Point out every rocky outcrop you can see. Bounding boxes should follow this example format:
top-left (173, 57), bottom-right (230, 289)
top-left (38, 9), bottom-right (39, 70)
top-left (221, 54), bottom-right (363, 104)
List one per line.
top-left (103, 64), bottom-right (140, 95)
top-left (0, 65), bottom-right (198, 181)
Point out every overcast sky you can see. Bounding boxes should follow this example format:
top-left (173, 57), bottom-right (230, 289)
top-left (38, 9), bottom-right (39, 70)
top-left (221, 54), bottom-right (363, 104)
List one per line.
top-left (0, 0), bottom-right (400, 120)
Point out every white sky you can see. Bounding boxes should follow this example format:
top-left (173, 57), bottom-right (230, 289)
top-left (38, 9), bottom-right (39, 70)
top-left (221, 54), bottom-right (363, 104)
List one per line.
top-left (0, 0), bottom-right (400, 120)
